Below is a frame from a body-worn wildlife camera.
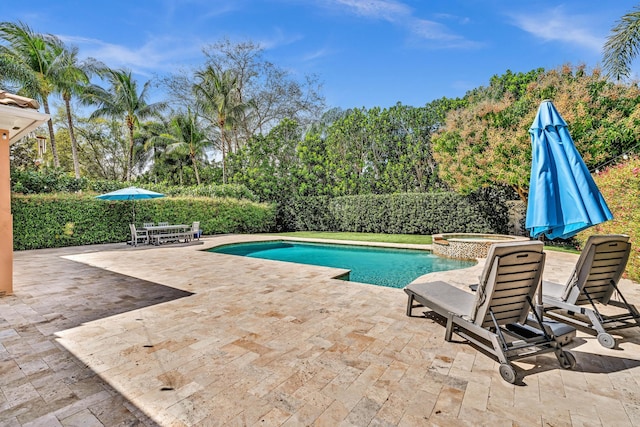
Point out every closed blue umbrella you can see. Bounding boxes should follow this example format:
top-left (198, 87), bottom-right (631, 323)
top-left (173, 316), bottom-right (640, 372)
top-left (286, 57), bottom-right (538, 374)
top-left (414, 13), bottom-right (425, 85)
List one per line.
top-left (526, 100), bottom-right (613, 240)
top-left (96, 186), bottom-right (164, 223)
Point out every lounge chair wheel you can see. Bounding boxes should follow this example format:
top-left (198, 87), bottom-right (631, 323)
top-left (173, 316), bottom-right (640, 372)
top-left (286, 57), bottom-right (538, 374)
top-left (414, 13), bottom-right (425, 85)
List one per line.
top-left (597, 332), bottom-right (616, 349)
top-left (499, 363), bottom-right (517, 384)
top-left (556, 350), bottom-right (576, 369)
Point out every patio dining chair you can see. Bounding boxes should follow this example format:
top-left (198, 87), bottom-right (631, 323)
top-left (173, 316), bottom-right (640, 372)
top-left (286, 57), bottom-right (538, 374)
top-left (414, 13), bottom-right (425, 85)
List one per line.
top-left (129, 224), bottom-right (148, 247)
top-left (191, 221), bottom-right (201, 240)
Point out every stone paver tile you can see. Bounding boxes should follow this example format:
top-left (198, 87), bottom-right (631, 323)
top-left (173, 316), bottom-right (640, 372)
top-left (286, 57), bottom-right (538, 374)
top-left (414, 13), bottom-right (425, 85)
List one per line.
top-left (0, 417), bottom-right (21, 427)
top-left (88, 394), bottom-right (144, 426)
top-left (34, 378), bottom-right (75, 404)
top-left (59, 408), bottom-right (103, 427)
top-left (570, 410), bottom-right (604, 427)
top-left (458, 406), bottom-right (521, 426)
top-left (280, 401), bottom-right (326, 426)
top-left (401, 389), bottom-right (438, 421)
top-left (594, 394), bottom-right (634, 427)
top-left (450, 350), bottom-right (475, 373)
top-left (623, 402), bottom-right (640, 427)
top-left (52, 390), bottom-right (111, 422)
top-left (0, 359), bottom-right (27, 385)
top-left (314, 399), bottom-right (350, 426)
top-left (2, 380), bottom-right (40, 409)
top-left (460, 379), bottom-right (489, 412)
top-left (370, 392), bottom-right (408, 426)
top-left (66, 376), bottom-right (108, 400)
top-left (230, 406), bottom-right (291, 426)
top-left (344, 396), bottom-right (382, 426)
top-left (22, 413), bottom-right (64, 427)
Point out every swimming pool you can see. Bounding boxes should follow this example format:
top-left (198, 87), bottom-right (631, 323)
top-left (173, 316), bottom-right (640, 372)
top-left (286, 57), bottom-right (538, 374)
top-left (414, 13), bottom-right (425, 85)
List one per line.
top-left (209, 241), bottom-right (475, 288)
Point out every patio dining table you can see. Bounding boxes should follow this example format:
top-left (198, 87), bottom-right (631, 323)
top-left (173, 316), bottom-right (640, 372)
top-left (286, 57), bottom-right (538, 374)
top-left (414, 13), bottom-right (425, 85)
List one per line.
top-left (142, 224), bottom-right (192, 245)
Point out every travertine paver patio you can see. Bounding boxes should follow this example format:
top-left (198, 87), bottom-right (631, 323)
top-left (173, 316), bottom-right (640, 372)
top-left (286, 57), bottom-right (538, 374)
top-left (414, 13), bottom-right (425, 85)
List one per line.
top-left (1, 234), bottom-right (639, 426)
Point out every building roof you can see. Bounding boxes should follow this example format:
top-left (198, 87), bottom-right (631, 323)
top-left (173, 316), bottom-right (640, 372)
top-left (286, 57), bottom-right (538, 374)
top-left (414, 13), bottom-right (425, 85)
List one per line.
top-left (0, 90), bottom-right (49, 143)
top-left (0, 90), bottom-right (40, 109)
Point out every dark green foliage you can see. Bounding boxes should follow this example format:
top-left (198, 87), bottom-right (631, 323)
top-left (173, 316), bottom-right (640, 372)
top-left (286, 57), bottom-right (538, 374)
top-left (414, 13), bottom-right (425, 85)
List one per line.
top-left (282, 191), bottom-right (510, 235)
top-left (10, 169), bottom-right (258, 201)
top-left (11, 194), bottom-right (276, 250)
top-left (10, 169), bottom-right (87, 193)
top-left (281, 196), bottom-right (336, 232)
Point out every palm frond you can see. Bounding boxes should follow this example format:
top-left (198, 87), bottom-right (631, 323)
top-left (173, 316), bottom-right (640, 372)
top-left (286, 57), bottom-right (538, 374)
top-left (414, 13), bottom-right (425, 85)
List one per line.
top-left (603, 7), bottom-right (640, 80)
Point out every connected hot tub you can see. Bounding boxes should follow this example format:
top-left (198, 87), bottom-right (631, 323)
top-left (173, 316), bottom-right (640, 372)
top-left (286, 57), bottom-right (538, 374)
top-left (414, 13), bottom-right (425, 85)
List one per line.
top-left (432, 233), bottom-right (529, 260)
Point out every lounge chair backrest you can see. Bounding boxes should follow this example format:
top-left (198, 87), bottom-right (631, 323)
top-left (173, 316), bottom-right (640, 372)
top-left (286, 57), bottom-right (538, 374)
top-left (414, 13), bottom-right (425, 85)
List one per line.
top-left (562, 234), bottom-right (631, 305)
top-left (191, 221), bottom-right (200, 232)
top-left (471, 241), bottom-right (545, 327)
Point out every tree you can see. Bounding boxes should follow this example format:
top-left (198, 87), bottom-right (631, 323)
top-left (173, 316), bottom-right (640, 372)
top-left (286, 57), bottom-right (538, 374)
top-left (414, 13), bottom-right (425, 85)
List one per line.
top-left (0, 21), bottom-right (62, 166)
top-left (162, 38), bottom-right (325, 157)
top-left (193, 66), bottom-right (247, 183)
top-left (88, 69), bottom-right (166, 181)
top-left (228, 118), bottom-right (302, 201)
top-left (603, 5), bottom-right (640, 80)
top-left (432, 65), bottom-right (640, 202)
top-left (202, 39), bottom-right (325, 138)
top-left (52, 44), bottom-right (100, 178)
top-left (157, 109), bottom-right (213, 185)
top-left (74, 117), bottom-right (129, 180)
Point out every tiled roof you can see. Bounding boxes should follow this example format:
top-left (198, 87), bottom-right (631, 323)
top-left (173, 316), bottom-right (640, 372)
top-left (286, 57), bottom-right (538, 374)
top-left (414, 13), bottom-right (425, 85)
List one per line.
top-left (0, 90), bottom-right (40, 109)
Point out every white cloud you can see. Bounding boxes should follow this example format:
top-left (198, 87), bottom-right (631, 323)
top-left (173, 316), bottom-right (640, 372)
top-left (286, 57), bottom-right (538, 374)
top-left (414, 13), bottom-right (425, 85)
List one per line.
top-left (323, 0), bottom-right (477, 48)
top-left (301, 47), bottom-right (334, 62)
top-left (332, 0), bottom-right (411, 21)
top-left (59, 34), bottom-right (202, 76)
top-left (509, 7), bottom-right (604, 52)
top-left (256, 27), bottom-right (304, 50)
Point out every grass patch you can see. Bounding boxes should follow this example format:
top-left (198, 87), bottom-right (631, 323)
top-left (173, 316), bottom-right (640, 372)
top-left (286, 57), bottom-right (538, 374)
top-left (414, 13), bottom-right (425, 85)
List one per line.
top-left (544, 244), bottom-right (580, 254)
top-left (267, 231), bottom-right (432, 245)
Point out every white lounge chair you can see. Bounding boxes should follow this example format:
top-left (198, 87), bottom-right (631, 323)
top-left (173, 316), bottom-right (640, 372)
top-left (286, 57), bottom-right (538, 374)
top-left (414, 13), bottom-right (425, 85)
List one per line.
top-left (405, 240), bottom-right (576, 384)
top-left (542, 234), bottom-right (639, 349)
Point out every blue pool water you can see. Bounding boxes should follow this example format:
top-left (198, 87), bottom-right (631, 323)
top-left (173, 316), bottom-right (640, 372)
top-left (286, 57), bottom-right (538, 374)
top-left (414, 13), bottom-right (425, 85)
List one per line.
top-left (209, 241), bottom-right (475, 288)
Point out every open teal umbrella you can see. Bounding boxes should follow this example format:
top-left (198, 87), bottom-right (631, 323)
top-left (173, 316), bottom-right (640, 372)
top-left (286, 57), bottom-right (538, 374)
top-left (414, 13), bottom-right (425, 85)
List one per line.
top-left (525, 100), bottom-right (613, 240)
top-left (96, 186), bottom-right (164, 223)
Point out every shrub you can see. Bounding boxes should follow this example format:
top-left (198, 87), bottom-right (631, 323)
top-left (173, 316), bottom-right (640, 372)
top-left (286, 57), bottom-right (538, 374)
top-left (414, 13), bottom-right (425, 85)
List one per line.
top-left (577, 157), bottom-right (640, 281)
top-left (11, 194), bottom-right (276, 250)
top-left (282, 191), bottom-right (511, 235)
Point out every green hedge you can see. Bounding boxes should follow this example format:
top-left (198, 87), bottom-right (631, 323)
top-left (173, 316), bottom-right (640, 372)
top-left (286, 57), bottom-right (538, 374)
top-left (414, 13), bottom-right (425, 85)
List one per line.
top-left (11, 194), bottom-right (276, 250)
top-left (284, 192), bottom-right (509, 234)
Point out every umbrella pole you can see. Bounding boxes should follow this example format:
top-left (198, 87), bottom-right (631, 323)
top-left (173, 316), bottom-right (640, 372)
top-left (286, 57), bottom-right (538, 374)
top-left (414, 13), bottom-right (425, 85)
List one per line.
top-left (536, 235), bottom-right (544, 318)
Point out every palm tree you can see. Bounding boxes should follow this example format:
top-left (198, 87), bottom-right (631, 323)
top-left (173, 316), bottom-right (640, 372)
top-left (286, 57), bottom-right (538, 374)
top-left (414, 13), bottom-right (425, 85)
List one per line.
top-left (159, 109), bottom-right (212, 185)
top-left (0, 21), bottom-right (63, 166)
top-left (52, 45), bottom-right (102, 178)
top-left (603, 5), bottom-right (640, 80)
top-left (192, 66), bottom-right (248, 183)
top-left (88, 69), bottom-right (166, 181)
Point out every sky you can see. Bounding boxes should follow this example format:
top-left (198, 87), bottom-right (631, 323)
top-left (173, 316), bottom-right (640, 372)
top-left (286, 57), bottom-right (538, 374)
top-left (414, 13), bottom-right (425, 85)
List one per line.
top-left (1, 0), bottom-right (639, 110)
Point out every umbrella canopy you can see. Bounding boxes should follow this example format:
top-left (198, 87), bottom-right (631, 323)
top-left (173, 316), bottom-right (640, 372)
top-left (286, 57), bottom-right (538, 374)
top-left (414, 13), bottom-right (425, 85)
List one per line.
top-left (96, 186), bottom-right (164, 223)
top-left (525, 100), bottom-right (613, 240)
